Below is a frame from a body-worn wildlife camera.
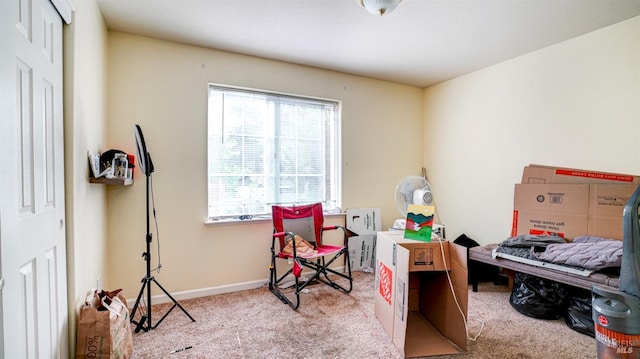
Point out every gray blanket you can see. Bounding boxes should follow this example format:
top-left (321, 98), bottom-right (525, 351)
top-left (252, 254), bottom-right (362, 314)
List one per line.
top-left (496, 235), bottom-right (622, 271)
top-left (530, 236), bottom-right (622, 270)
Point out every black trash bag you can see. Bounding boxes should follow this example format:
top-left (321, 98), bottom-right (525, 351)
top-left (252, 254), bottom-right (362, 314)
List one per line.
top-left (564, 289), bottom-right (595, 337)
top-left (509, 272), bottom-right (570, 319)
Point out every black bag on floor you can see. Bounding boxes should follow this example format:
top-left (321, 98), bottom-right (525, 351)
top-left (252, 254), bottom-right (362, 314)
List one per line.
top-left (564, 289), bottom-right (595, 337)
top-left (509, 272), bottom-right (569, 319)
top-left (453, 234), bottom-right (502, 292)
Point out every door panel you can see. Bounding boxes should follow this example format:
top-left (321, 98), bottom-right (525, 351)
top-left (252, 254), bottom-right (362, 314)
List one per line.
top-left (0, 0), bottom-right (68, 357)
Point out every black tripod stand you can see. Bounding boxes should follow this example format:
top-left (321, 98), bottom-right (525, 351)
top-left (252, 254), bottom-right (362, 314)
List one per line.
top-left (129, 139), bottom-right (195, 332)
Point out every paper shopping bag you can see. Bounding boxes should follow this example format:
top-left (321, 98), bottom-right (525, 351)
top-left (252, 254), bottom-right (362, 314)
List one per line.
top-left (76, 290), bottom-right (133, 359)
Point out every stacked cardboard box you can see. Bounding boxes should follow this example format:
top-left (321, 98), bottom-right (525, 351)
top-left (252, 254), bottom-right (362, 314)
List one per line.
top-left (374, 231), bottom-right (468, 358)
top-left (346, 208), bottom-right (381, 272)
top-left (512, 164), bottom-right (640, 240)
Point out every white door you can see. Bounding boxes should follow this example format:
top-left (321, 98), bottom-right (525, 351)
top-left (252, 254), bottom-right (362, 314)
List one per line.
top-left (0, 0), bottom-right (68, 357)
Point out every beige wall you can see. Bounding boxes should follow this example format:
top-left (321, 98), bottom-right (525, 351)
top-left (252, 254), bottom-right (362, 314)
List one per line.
top-left (106, 33), bottom-right (424, 299)
top-left (424, 16), bottom-right (640, 245)
top-left (76, 8), bottom-right (638, 304)
top-left (64, 0), bottom-right (109, 352)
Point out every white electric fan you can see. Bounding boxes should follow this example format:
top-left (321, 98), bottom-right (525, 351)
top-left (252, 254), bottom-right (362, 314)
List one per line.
top-left (394, 175), bottom-right (434, 217)
top-left (392, 175), bottom-right (434, 230)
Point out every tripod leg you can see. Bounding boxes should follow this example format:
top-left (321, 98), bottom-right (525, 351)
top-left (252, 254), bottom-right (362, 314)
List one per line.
top-left (130, 277), bottom-right (151, 332)
top-left (149, 277), bottom-right (196, 330)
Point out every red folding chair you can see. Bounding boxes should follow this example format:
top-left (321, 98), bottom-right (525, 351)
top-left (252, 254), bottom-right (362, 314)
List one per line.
top-left (269, 203), bottom-right (353, 309)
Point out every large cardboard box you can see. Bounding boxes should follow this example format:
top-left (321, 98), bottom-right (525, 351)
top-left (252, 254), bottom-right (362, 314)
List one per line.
top-left (511, 183), bottom-right (636, 239)
top-left (346, 208), bottom-right (381, 272)
top-left (521, 164), bottom-right (640, 185)
top-left (511, 184), bottom-right (589, 238)
top-left (374, 231), bottom-right (468, 358)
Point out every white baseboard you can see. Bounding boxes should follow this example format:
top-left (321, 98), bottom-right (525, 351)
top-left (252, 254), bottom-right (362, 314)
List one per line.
top-left (125, 265), bottom-right (350, 308)
top-left (125, 278), bottom-right (268, 307)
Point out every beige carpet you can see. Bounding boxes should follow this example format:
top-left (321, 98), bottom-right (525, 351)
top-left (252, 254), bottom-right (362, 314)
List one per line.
top-left (129, 271), bottom-right (596, 358)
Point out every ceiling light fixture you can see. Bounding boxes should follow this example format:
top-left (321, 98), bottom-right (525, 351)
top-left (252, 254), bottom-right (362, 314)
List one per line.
top-left (360, 0), bottom-right (403, 16)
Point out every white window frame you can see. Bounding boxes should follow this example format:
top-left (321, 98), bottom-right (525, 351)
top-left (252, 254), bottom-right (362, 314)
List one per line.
top-left (206, 84), bottom-right (342, 222)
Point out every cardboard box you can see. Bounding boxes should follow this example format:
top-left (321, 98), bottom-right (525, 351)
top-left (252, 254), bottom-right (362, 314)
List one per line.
top-left (348, 234), bottom-right (376, 271)
top-left (346, 208), bottom-right (381, 271)
top-left (346, 208), bottom-right (382, 235)
top-left (511, 209), bottom-right (589, 239)
top-left (588, 184), bottom-right (636, 239)
top-left (374, 231), bottom-right (468, 358)
top-left (511, 183), bottom-right (636, 239)
top-left (521, 164), bottom-right (640, 185)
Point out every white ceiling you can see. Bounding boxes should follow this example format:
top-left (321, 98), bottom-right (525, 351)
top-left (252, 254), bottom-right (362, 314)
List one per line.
top-left (96, 0), bottom-right (640, 88)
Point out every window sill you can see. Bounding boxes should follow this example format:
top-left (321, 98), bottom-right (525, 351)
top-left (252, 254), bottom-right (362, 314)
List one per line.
top-left (204, 212), bottom-right (346, 227)
top-left (204, 216), bottom-right (271, 226)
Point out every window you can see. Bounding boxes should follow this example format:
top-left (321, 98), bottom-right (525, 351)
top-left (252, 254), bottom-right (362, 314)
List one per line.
top-left (207, 84), bottom-right (341, 220)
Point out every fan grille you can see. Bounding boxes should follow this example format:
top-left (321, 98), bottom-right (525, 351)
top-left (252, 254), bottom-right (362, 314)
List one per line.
top-left (394, 176), bottom-right (433, 217)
